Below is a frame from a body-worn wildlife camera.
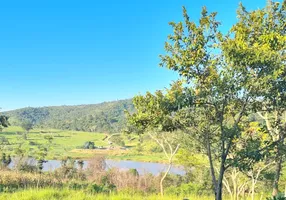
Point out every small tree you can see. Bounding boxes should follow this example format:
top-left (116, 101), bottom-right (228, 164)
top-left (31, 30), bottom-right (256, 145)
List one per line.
top-left (222, 168), bottom-right (249, 200)
top-left (0, 112), bottom-right (9, 132)
top-left (0, 153), bottom-right (12, 168)
top-left (148, 131), bottom-right (180, 196)
top-left (21, 120), bottom-right (33, 133)
top-left (109, 135), bottom-right (125, 147)
top-left (126, 82), bottom-right (184, 196)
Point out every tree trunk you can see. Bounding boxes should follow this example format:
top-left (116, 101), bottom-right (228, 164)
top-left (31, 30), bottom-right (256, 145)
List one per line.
top-left (206, 136), bottom-right (217, 194)
top-left (160, 162), bottom-right (172, 196)
top-left (272, 154), bottom-right (282, 196)
top-left (251, 178), bottom-right (255, 200)
top-left (215, 147), bottom-right (228, 200)
top-left (206, 136), bottom-right (226, 200)
top-left (216, 168), bottom-right (225, 200)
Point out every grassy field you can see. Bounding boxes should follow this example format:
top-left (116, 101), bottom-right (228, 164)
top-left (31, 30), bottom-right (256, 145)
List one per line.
top-left (0, 126), bottom-right (166, 162)
top-left (0, 188), bottom-right (211, 200)
top-left (0, 188), bottom-right (269, 200)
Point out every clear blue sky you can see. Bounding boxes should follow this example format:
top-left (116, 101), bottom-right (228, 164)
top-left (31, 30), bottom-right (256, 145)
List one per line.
top-left (0, 0), bottom-right (271, 111)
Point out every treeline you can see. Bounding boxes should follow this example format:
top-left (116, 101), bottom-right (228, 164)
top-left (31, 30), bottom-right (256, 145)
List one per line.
top-left (4, 99), bottom-right (134, 133)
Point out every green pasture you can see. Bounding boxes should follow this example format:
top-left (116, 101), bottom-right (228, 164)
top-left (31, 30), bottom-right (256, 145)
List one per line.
top-left (0, 126), bottom-right (166, 162)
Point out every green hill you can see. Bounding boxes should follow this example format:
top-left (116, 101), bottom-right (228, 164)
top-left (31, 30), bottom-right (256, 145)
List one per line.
top-left (4, 99), bottom-right (134, 133)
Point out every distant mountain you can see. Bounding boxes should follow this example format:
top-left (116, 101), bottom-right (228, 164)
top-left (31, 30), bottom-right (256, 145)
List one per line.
top-left (4, 99), bottom-right (134, 133)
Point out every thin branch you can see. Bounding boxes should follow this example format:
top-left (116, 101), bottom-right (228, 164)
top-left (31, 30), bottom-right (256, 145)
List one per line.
top-left (148, 132), bottom-right (170, 160)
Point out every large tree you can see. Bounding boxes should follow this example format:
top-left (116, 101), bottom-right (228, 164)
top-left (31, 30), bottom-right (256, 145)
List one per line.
top-left (158, 1), bottom-right (284, 199)
top-left (222, 0), bottom-right (286, 196)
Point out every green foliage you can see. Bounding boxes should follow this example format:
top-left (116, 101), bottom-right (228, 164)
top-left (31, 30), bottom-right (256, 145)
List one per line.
top-left (109, 135), bottom-right (125, 147)
top-left (5, 100), bottom-right (134, 133)
top-left (87, 182), bottom-right (116, 194)
top-left (147, 143), bottom-right (163, 153)
top-left (222, 0), bottom-right (286, 194)
top-left (126, 81), bottom-right (188, 134)
top-left (56, 157), bottom-right (79, 179)
top-left (165, 182), bottom-right (210, 196)
top-left (176, 150), bottom-right (208, 170)
top-left (0, 1), bottom-right (284, 199)
top-left (157, 1), bottom-right (286, 199)
top-left (134, 142), bottom-right (143, 153)
top-left (83, 141), bottom-right (95, 149)
top-left (0, 115), bottom-right (9, 132)
top-left (0, 137), bottom-right (10, 145)
top-left (267, 193), bottom-right (286, 200)
top-left (21, 120), bottom-right (33, 132)
top-left (0, 153), bottom-right (11, 168)
top-left (128, 168), bottom-right (139, 176)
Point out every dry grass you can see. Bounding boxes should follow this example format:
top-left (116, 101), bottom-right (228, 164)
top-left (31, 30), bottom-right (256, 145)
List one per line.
top-left (70, 148), bottom-right (128, 156)
top-left (0, 170), bottom-right (64, 190)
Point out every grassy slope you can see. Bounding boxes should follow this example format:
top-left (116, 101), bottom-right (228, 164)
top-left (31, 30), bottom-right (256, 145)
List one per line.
top-left (0, 126), bottom-right (166, 162)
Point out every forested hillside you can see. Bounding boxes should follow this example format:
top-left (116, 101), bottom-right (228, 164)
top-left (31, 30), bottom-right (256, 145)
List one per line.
top-left (4, 99), bottom-right (134, 133)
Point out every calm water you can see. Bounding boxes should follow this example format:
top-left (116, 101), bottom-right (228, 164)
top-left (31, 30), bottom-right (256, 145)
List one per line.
top-left (9, 159), bottom-right (185, 175)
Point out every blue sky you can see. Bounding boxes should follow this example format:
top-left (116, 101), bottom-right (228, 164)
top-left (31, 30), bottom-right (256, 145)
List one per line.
top-left (0, 0), bottom-right (272, 111)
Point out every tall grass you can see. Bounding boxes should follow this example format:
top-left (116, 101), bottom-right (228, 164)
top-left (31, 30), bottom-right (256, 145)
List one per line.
top-left (0, 170), bottom-right (64, 191)
top-left (0, 188), bottom-right (211, 200)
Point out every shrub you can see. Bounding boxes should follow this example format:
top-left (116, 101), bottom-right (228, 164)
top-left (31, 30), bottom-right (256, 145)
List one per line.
top-left (54, 158), bottom-right (82, 180)
top-left (83, 141), bottom-right (95, 149)
top-left (109, 136), bottom-right (125, 147)
top-left (267, 194), bottom-right (286, 200)
top-left (135, 143), bottom-right (143, 153)
top-left (0, 137), bottom-right (9, 145)
top-left (13, 157), bottom-right (38, 173)
top-left (29, 141), bottom-right (37, 145)
top-left (0, 153), bottom-right (11, 169)
top-left (67, 181), bottom-right (89, 190)
top-left (147, 144), bottom-right (163, 153)
top-left (0, 170), bottom-right (63, 190)
top-left (129, 169), bottom-right (139, 177)
top-left (86, 156), bottom-right (158, 193)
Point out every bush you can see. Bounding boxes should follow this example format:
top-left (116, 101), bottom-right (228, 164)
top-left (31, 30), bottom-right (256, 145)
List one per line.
top-left (129, 169), bottom-right (139, 177)
top-left (13, 157), bottom-right (38, 173)
top-left (135, 143), bottom-right (143, 153)
top-left (0, 170), bottom-right (63, 190)
top-left (55, 158), bottom-right (82, 180)
top-left (0, 153), bottom-right (11, 169)
top-left (165, 182), bottom-right (206, 196)
top-left (267, 194), bottom-right (286, 200)
top-left (87, 182), bottom-right (116, 194)
top-left (86, 156), bottom-right (106, 182)
top-left (110, 136), bottom-right (125, 147)
top-left (67, 181), bottom-right (89, 190)
top-left (147, 144), bottom-right (163, 153)
top-left (83, 141), bottom-right (95, 149)
top-left (29, 141), bottom-right (37, 145)
top-left (0, 137), bottom-right (9, 145)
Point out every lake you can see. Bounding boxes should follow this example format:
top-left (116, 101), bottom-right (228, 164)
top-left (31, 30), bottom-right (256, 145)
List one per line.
top-left (9, 159), bottom-right (185, 175)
